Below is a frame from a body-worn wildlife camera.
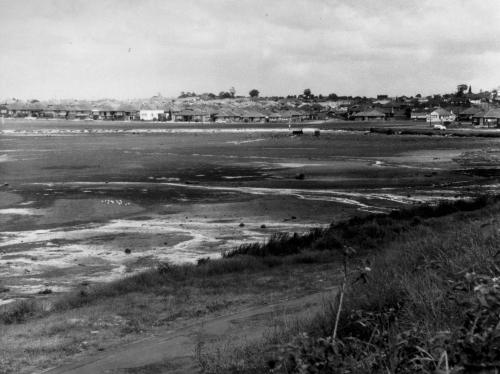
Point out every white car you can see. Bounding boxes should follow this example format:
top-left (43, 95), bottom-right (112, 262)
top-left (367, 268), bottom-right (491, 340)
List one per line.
top-left (433, 124), bottom-right (446, 130)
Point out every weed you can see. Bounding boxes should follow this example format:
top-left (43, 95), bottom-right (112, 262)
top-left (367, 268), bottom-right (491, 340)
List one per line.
top-left (0, 299), bottom-right (39, 324)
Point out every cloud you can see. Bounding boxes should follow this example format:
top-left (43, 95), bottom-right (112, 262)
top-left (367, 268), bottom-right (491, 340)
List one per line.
top-left (0, 0), bottom-right (500, 99)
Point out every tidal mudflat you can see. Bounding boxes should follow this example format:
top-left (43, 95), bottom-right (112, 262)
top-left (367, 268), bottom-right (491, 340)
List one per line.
top-left (1, 120), bottom-right (500, 302)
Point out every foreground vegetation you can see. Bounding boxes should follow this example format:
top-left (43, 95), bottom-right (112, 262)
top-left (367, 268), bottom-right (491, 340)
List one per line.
top-left (200, 195), bottom-right (500, 373)
top-left (2, 195), bottom-right (500, 373)
top-left (0, 244), bottom-right (341, 372)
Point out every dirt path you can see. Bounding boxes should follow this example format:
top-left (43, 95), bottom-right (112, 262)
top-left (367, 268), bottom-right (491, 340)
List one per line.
top-left (42, 289), bottom-right (336, 374)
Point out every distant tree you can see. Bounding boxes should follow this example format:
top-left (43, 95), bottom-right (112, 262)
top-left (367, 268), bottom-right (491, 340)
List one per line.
top-left (178, 91), bottom-right (197, 98)
top-left (303, 88), bottom-right (312, 98)
top-left (229, 87), bottom-right (236, 98)
top-left (468, 85), bottom-right (472, 94)
top-left (457, 84), bottom-right (468, 97)
top-left (30, 99), bottom-right (40, 103)
top-left (200, 93), bottom-right (216, 100)
top-left (249, 89), bottom-right (260, 98)
top-left (327, 93), bottom-right (338, 100)
top-left (219, 91), bottom-right (232, 99)
top-left (416, 93), bottom-right (422, 98)
top-left (405, 107), bottom-right (412, 118)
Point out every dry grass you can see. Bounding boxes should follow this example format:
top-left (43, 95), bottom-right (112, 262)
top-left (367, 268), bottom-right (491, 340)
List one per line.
top-left (2, 197), bottom-right (497, 373)
top-left (195, 197), bottom-right (500, 373)
top-left (0, 257), bottom-right (340, 373)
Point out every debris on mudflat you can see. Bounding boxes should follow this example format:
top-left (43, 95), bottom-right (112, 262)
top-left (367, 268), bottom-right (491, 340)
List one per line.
top-left (295, 173), bottom-right (305, 180)
top-left (100, 199), bottom-right (131, 206)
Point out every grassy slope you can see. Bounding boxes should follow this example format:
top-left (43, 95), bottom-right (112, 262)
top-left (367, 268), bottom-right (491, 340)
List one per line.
top-left (200, 196), bottom-right (500, 373)
top-left (1, 196), bottom-right (499, 373)
top-left (0, 252), bottom-right (341, 373)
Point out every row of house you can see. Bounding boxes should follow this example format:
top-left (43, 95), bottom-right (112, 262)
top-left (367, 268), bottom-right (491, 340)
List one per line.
top-left (0, 102), bottom-right (310, 123)
top-left (3, 97), bottom-right (500, 127)
top-left (347, 104), bottom-right (500, 128)
top-left (348, 107), bottom-right (455, 123)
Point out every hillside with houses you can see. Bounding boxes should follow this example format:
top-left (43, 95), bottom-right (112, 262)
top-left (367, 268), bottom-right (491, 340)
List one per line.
top-left (2, 85), bottom-right (500, 127)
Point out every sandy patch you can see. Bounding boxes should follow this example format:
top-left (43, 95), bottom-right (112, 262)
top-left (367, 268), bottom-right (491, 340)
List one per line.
top-left (0, 154), bottom-right (14, 162)
top-left (0, 213), bottom-right (323, 298)
top-left (0, 208), bottom-right (38, 215)
top-left (275, 162), bottom-right (324, 168)
top-left (226, 138), bottom-right (266, 145)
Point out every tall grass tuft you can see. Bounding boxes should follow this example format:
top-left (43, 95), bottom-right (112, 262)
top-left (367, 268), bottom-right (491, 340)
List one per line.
top-left (0, 299), bottom-right (40, 324)
top-left (271, 200), bottom-right (500, 373)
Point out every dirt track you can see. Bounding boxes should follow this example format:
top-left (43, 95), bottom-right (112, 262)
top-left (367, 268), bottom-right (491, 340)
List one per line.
top-left (42, 289), bottom-right (336, 374)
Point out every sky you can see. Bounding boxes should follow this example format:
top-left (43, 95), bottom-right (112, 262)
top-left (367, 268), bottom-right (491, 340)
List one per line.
top-left (1, 0), bottom-right (500, 100)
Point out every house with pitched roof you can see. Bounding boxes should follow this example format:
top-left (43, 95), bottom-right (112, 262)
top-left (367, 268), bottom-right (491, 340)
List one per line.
top-left (267, 112), bottom-right (282, 122)
top-left (139, 104), bottom-right (165, 121)
top-left (42, 103), bottom-right (64, 119)
top-left (214, 109), bottom-right (241, 123)
top-left (482, 108), bottom-right (500, 128)
top-left (67, 102), bottom-right (92, 120)
top-left (7, 102), bottom-right (30, 117)
top-left (173, 108), bottom-right (211, 122)
top-left (27, 102), bottom-right (45, 117)
top-left (426, 108), bottom-right (455, 124)
top-left (457, 107), bottom-right (483, 123)
top-left (115, 104), bottom-right (140, 121)
top-left (353, 109), bottom-right (385, 121)
top-left (471, 110), bottom-right (486, 127)
top-left (411, 111), bottom-right (429, 121)
top-left (92, 104), bottom-right (116, 120)
top-left (0, 104), bottom-right (7, 117)
top-left (241, 110), bottom-right (266, 123)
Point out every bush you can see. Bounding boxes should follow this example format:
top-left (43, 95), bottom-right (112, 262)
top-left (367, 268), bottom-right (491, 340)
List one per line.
top-left (271, 203), bottom-right (500, 373)
top-left (0, 299), bottom-right (39, 324)
top-left (224, 196), bottom-right (498, 260)
top-left (224, 229), bottom-right (326, 258)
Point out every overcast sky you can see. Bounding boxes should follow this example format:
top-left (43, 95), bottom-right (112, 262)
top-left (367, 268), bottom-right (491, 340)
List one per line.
top-left (1, 0), bottom-right (500, 100)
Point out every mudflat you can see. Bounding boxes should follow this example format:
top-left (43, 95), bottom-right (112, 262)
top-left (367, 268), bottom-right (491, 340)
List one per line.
top-left (1, 120), bottom-right (500, 302)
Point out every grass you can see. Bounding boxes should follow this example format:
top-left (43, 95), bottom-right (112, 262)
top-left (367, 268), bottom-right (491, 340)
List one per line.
top-left (2, 195), bottom-right (499, 373)
top-left (0, 252), bottom-right (340, 373)
top-left (202, 196), bottom-right (500, 373)
top-left (225, 195), bottom-right (495, 259)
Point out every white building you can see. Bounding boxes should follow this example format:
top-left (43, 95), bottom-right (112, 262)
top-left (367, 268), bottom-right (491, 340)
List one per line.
top-left (426, 108), bottom-right (456, 124)
top-left (139, 104), bottom-right (166, 121)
